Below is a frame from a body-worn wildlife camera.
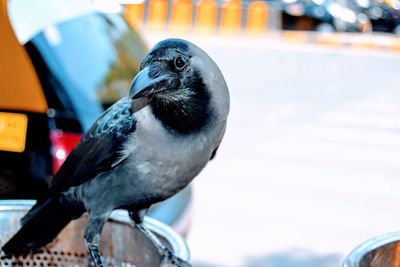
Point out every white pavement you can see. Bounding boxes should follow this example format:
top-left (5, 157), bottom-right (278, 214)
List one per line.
top-left (144, 34), bottom-right (400, 267)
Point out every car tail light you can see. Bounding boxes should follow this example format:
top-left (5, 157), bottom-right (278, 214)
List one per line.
top-left (49, 130), bottom-right (82, 174)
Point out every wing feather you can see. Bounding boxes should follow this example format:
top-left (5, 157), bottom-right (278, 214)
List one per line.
top-left (49, 97), bottom-right (136, 193)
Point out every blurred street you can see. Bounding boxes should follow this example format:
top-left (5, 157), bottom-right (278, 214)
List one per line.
top-left (145, 35), bottom-right (400, 267)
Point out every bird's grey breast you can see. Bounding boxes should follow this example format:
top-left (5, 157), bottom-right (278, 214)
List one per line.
top-left (119, 106), bottom-right (224, 199)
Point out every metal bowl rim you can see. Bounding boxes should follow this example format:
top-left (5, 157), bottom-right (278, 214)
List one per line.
top-left (343, 231), bottom-right (400, 267)
top-left (0, 199), bottom-right (190, 261)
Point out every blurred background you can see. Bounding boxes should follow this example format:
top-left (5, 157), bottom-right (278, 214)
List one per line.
top-left (1, 0), bottom-right (400, 266)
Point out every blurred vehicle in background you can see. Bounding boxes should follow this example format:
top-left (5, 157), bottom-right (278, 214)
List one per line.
top-left (347, 0), bottom-right (400, 34)
top-left (0, 0), bottom-right (191, 236)
top-left (264, 0), bottom-right (371, 32)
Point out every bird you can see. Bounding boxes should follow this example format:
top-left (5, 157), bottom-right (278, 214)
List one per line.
top-left (2, 38), bottom-right (230, 267)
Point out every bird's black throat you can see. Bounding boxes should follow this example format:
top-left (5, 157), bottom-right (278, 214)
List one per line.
top-left (149, 71), bottom-right (213, 135)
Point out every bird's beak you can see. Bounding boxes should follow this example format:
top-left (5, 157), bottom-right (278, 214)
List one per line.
top-left (129, 67), bottom-right (170, 99)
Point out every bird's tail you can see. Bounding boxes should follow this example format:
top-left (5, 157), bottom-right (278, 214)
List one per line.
top-left (2, 194), bottom-right (85, 255)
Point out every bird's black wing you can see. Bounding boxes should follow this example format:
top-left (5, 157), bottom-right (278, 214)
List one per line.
top-left (49, 97), bottom-right (136, 193)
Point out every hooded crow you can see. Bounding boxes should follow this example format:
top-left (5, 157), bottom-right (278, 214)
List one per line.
top-left (2, 38), bottom-right (230, 267)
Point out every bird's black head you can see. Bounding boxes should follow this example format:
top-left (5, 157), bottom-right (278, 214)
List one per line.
top-left (129, 39), bottom-right (229, 135)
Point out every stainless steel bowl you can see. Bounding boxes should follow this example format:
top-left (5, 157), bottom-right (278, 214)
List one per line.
top-left (0, 200), bottom-right (189, 267)
top-left (343, 232), bottom-right (400, 267)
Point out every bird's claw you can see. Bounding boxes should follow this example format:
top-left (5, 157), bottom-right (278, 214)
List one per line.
top-left (160, 247), bottom-right (192, 267)
top-left (134, 222), bottom-right (191, 267)
top-left (87, 242), bottom-right (103, 267)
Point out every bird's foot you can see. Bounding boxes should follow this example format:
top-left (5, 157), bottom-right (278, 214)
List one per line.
top-left (135, 223), bottom-right (191, 267)
top-left (87, 242), bottom-right (103, 267)
top-left (160, 247), bottom-right (192, 267)
top-left (135, 223), bottom-right (167, 253)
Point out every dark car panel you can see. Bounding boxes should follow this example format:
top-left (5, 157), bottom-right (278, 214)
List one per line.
top-left (0, 111), bottom-right (51, 198)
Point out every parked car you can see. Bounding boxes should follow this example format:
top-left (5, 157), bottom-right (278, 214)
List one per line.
top-left (347, 0), bottom-right (400, 34)
top-left (265, 0), bottom-right (371, 32)
top-left (0, 0), bottom-right (191, 236)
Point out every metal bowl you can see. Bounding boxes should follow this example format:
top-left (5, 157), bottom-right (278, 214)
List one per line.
top-left (343, 232), bottom-right (400, 267)
top-left (0, 200), bottom-right (189, 267)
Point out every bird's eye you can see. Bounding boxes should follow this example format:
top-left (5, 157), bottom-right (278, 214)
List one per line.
top-left (174, 57), bottom-right (186, 70)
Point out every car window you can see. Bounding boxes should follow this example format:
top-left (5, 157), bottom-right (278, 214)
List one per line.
top-left (8, 0), bottom-right (94, 45)
top-left (24, 13), bottom-right (148, 131)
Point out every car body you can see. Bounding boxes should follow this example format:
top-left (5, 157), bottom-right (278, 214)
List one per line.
top-left (0, 0), bottom-right (191, 236)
